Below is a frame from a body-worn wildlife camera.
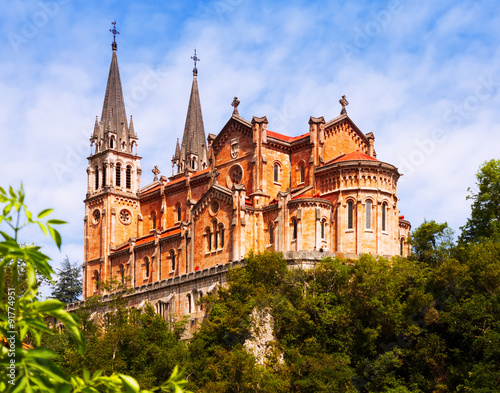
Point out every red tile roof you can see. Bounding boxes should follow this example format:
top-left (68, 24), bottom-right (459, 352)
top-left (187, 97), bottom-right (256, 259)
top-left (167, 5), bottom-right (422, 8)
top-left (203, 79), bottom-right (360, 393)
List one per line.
top-left (160, 227), bottom-right (181, 238)
top-left (267, 130), bottom-right (309, 142)
top-left (135, 234), bottom-right (154, 246)
top-left (327, 151), bottom-right (378, 164)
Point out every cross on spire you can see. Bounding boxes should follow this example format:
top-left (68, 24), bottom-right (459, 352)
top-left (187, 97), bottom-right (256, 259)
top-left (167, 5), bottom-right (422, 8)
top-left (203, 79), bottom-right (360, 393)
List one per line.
top-left (110, 20), bottom-right (119, 50)
top-left (191, 49), bottom-right (200, 76)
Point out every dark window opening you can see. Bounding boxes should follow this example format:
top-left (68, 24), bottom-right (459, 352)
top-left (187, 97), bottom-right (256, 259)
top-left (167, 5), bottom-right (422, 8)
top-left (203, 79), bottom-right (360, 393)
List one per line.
top-left (347, 201), bottom-right (354, 229)
top-left (95, 166), bottom-right (99, 190)
top-left (126, 166), bottom-right (132, 189)
top-left (116, 163), bottom-right (121, 187)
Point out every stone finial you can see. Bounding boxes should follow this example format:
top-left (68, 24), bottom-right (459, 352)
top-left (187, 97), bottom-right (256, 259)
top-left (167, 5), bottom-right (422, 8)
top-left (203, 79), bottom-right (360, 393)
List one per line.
top-left (152, 165), bottom-right (160, 181)
top-left (339, 95), bottom-right (349, 115)
top-left (231, 96), bottom-right (240, 115)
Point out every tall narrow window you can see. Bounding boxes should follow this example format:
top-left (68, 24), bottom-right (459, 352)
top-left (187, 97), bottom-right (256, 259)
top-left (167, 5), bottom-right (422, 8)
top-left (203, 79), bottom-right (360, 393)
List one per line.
top-left (115, 163), bottom-right (121, 187)
top-left (144, 257), bottom-right (150, 278)
top-left (213, 221), bottom-right (218, 249)
top-left (207, 229), bottom-right (212, 252)
top-left (187, 294), bottom-right (192, 313)
top-left (299, 164), bottom-right (305, 183)
top-left (102, 163), bottom-right (107, 187)
top-left (120, 264), bottom-right (124, 284)
top-left (292, 219), bottom-right (298, 240)
top-left (171, 251), bottom-right (176, 271)
top-left (220, 226), bottom-right (225, 248)
top-left (321, 219), bottom-right (325, 239)
top-left (93, 271), bottom-right (99, 291)
top-left (269, 225), bottom-right (274, 245)
top-left (347, 201), bottom-right (354, 229)
top-left (274, 163), bottom-right (279, 183)
top-left (110, 139), bottom-right (114, 149)
top-left (366, 200), bottom-right (372, 229)
top-left (400, 239), bottom-right (404, 255)
top-left (382, 203), bottom-right (387, 231)
top-left (152, 212), bottom-right (156, 230)
top-left (126, 165), bottom-right (132, 189)
top-left (95, 166), bottom-right (99, 190)
top-left (176, 204), bottom-right (181, 222)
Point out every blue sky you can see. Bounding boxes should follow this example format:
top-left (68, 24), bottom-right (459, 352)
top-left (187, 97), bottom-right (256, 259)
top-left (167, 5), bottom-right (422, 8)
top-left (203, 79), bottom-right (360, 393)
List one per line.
top-left (1, 0), bottom-right (499, 296)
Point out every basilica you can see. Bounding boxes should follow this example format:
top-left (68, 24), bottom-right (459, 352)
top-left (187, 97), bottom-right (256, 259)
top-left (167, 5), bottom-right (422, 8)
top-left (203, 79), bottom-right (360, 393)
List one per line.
top-left (80, 34), bottom-right (411, 327)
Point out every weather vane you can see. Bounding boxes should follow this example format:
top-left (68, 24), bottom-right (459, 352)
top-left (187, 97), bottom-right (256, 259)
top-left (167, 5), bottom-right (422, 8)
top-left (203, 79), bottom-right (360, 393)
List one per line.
top-left (191, 49), bottom-right (200, 75)
top-left (110, 20), bottom-right (119, 49)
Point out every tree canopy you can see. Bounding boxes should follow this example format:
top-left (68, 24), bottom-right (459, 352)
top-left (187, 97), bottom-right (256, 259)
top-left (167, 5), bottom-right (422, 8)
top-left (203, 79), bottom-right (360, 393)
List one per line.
top-left (460, 159), bottom-right (500, 243)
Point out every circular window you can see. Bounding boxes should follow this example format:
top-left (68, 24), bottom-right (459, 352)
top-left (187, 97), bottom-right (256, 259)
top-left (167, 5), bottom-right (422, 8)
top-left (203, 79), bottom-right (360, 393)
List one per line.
top-left (119, 209), bottom-right (132, 225)
top-left (210, 200), bottom-right (220, 215)
top-left (92, 209), bottom-right (101, 224)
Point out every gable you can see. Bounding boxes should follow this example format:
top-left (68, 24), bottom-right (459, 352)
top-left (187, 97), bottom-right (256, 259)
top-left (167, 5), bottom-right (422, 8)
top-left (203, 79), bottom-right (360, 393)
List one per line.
top-left (323, 115), bottom-right (369, 163)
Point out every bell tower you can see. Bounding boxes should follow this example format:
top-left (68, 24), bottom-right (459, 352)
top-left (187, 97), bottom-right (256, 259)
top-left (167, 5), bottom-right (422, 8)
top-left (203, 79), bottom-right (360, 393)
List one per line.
top-left (83, 22), bottom-right (142, 299)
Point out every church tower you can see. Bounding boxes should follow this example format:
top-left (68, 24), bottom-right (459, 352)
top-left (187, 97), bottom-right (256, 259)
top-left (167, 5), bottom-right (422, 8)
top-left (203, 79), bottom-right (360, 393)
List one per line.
top-left (83, 23), bottom-right (142, 298)
top-left (172, 50), bottom-right (208, 175)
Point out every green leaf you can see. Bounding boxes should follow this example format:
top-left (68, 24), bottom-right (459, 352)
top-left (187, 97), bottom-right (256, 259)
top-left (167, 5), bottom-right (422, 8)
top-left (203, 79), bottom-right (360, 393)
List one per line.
top-left (36, 299), bottom-right (64, 313)
top-left (37, 208), bottom-right (53, 219)
top-left (118, 374), bottom-right (140, 393)
top-left (48, 226), bottom-right (62, 249)
top-left (47, 219), bottom-right (67, 225)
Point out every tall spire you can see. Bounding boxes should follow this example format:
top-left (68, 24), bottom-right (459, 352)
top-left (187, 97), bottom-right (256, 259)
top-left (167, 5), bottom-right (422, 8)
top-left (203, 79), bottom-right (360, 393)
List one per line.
top-left (100, 21), bottom-right (128, 145)
top-left (179, 49), bottom-right (208, 173)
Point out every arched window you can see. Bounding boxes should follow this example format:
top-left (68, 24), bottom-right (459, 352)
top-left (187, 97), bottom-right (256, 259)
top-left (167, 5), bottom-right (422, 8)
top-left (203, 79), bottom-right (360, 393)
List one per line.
top-left (321, 219), bottom-right (325, 239)
top-left (170, 250), bottom-right (176, 271)
top-left (382, 203), bottom-right (387, 231)
top-left (102, 163), bottom-right (107, 187)
top-left (347, 201), bottom-right (354, 229)
top-left (144, 257), bottom-right (150, 278)
top-left (366, 200), bottom-right (372, 229)
top-left (299, 164), bottom-right (305, 183)
top-left (152, 212), bottom-right (157, 230)
top-left (119, 264), bottom-right (125, 284)
top-left (269, 224), bottom-right (274, 245)
top-left (126, 165), bottom-right (132, 189)
top-left (191, 158), bottom-right (196, 170)
top-left (95, 166), bottom-right (99, 190)
top-left (400, 238), bottom-right (404, 255)
top-left (274, 163), bottom-right (280, 183)
top-left (187, 294), bottom-right (192, 313)
top-left (176, 203), bottom-right (181, 222)
top-left (115, 163), bottom-right (121, 187)
top-left (292, 219), bottom-right (298, 240)
top-left (110, 138), bottom-right (114, 149)
top-left (219, 224), bottom-right (225, 248)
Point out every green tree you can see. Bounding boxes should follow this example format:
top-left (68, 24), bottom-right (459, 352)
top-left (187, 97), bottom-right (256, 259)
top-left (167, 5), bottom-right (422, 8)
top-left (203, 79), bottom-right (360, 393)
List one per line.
top-left (409, 219), bottom-right (454, 263)
top-left (460, 159), bottom-right (500, 243)
top-left (50, 257), bottom-right (82, 303)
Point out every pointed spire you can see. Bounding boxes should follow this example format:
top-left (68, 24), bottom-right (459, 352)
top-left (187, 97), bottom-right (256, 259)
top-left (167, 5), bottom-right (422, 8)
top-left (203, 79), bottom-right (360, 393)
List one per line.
top-left (129, 115), bottom-right (136, 137)
top-left (93, 116), bottom-right (100, 137)
top-left (174, 138), bottom-right (181, 159)
top-left (179, 50), bottom-right (208, 172)
top-left (100, 21), bottom-right (128, 145)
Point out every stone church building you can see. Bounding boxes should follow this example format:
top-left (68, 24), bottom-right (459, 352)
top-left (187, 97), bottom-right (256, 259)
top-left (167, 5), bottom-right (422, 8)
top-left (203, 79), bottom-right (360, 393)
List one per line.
top-left (79, 37), bottom-right (411, 328)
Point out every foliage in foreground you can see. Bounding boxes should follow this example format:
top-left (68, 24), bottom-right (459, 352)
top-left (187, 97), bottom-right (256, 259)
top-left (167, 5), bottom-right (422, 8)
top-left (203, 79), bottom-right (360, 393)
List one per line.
top-left (46, 245), bottom-right (500, 392)
top-left (0, 185), bottom-right (190, 392)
